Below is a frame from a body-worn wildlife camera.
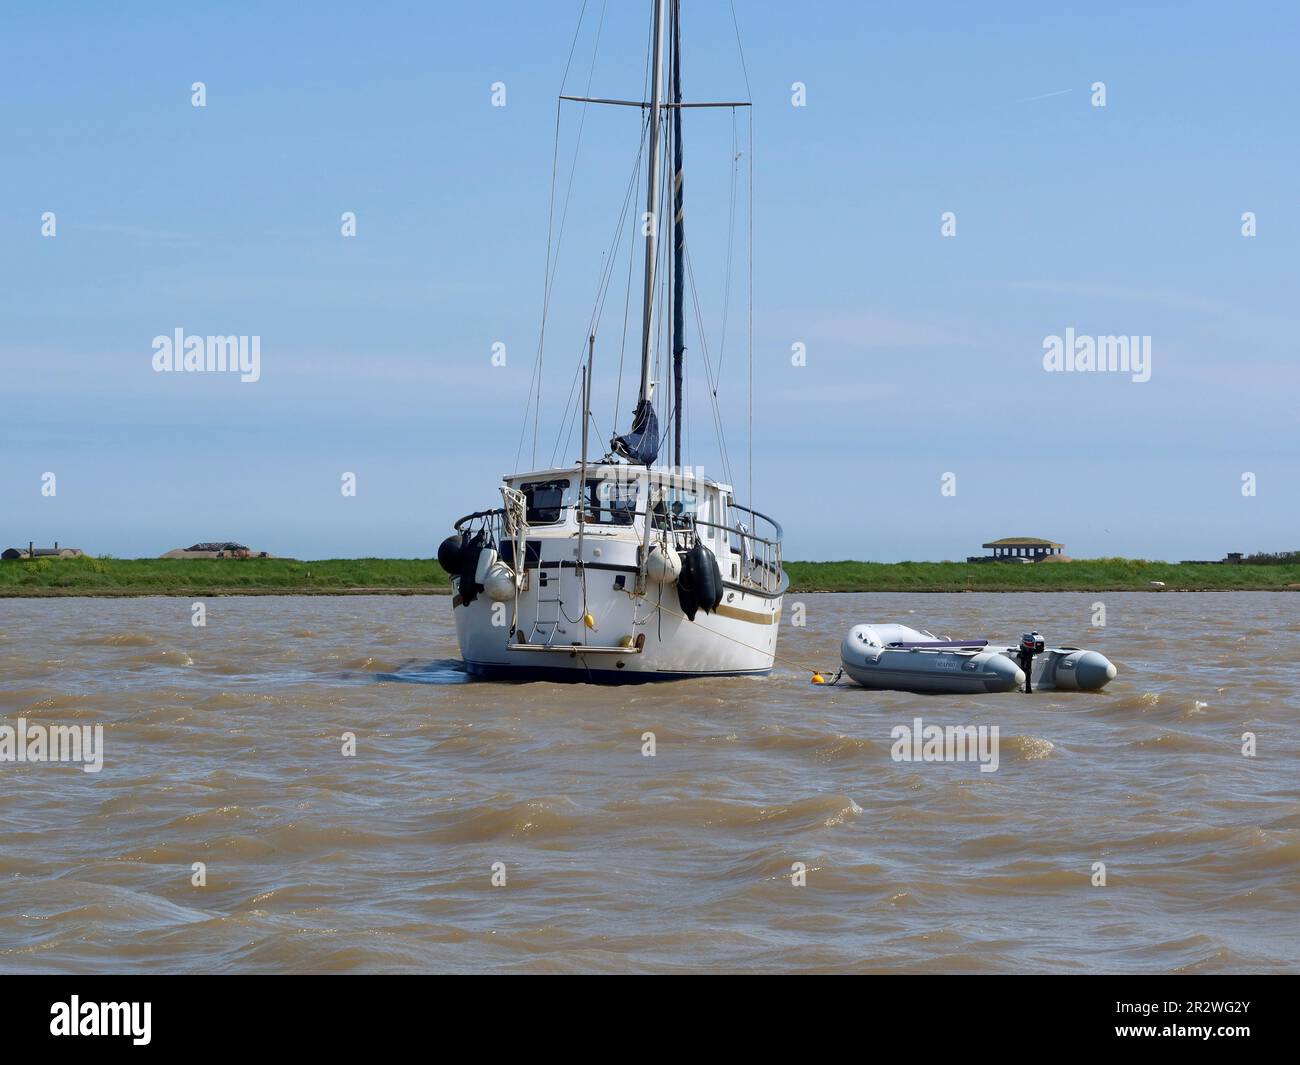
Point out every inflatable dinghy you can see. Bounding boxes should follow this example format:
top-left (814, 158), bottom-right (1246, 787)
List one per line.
top-left (839, 624), bottom-right (1116, 694)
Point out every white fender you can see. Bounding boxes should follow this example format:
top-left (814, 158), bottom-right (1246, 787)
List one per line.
top-left (473, 547), bottom-right (498, 585)
top-left (644, 542), bottom-right (681, 584)
top-left (483, 559), bottom-right (516, 602)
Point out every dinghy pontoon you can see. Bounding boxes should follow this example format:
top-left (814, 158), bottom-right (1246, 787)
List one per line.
top-left (839, 624), bottom-right (1116, 694)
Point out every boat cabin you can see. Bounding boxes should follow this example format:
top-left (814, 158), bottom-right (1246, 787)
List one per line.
top-left (455, 462), bottom-right (783, 594)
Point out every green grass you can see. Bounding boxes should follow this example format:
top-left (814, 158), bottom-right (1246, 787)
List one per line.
top-left (1, 555), bottom-right (1296, 596)
top-left (0, 557), bottom-right (450, 596)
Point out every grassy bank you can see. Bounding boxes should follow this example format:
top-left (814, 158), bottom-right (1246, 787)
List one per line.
top-left (1, 556), bottom-right (1297, 597)
top-left (0, 557), bottom-right (449, 597)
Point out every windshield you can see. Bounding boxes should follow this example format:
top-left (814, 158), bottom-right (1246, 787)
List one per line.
top-left (520, 479), bottom-right (569, 524)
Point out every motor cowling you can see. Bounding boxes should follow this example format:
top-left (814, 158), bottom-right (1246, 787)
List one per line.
top-left (1017, 630), bottom-right (1046, 693)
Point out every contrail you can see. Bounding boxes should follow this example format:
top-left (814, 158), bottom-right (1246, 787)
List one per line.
top-left (1016, 88), bottom-right (1074, 103)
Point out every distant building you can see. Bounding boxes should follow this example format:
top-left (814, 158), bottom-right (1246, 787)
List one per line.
top-left (1179, 552), bottom-right (1243, 565)
top-left (968, 537), bottom-right (1068, 563)
top-left (160, 542), bottom-right (273, 559)
top-left (1, 541), bottom-right (84, 560)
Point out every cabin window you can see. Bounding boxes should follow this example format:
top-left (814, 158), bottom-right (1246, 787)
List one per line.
top-left (498, 539), bottom-right (542, 568)
top-left (582, 478), bottom-right (637, 526)
top-left (669, 489), bottom-right (699, 521)
top-left (651, 484), bottom-right (708, 532)
top-left (519, 479), bottom-right (569, 524)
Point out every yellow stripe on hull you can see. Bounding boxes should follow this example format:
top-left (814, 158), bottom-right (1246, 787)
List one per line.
top-left (713, 603), bottom-right (781, 626)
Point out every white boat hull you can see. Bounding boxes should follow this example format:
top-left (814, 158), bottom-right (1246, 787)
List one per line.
top-left (453, 533), bottom-right (782, 682)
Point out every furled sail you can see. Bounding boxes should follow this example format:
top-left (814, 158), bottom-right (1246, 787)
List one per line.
top-left (610, 398), bottom-right (660, 466)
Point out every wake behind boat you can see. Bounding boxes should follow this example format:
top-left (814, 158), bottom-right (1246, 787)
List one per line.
top-left (442, 0), bottom-right (786, 682)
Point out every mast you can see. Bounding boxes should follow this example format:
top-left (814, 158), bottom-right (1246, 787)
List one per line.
top-left (608, 0), bottom-right (745, 469)
top-left (577, 336), bottom-right (593, 561)
top-left (636, 0), bottom-right (667, 410)
top-left (669, 0), bottom-right (685, 469)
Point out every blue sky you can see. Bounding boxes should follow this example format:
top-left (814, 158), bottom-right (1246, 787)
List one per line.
top-left (1, 1), bottom-right (1296, 561)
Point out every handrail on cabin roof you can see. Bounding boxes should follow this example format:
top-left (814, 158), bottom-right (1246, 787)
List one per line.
top-left (452, 504), bottom-right (783, 548)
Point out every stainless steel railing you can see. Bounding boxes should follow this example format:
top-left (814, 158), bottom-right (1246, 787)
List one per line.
top-left (450, 501), bottom-right (785, 595)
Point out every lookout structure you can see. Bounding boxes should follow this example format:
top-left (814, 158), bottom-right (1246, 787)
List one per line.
top-left (980, 537), bottom-right (1066, 561)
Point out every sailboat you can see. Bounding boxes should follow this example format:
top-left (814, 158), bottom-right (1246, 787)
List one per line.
top-left (441, 0), bottom-right (786, 681)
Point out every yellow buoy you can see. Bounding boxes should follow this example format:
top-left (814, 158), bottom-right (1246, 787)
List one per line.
top-left (583, 613), bottom-right (597, 630)
top-left (811, 672), bottom-right (825, 685)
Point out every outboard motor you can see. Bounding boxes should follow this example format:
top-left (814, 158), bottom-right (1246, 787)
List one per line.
top-left (1017, 630), bottom-right (1045, 693)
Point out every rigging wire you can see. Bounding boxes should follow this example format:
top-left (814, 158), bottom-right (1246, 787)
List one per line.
top-left (516, 3), bottom-right (589, 471)
top-left (516, 0), bottom-right (607, 471)
top-left (524, 0), bottom-right (757, 497)
top-left (611, 114), bottom-right (648, 437)
top-left (682, 238), bottom-right (735, 490)
top-left (728, 0), bottom-right (753, 99)
top-left (549, 128), bottom-right (649, 467)
top-left (612, 17), bottom-right (657, 437)
top-left (514, 99), bottom-right (565, 473)
top-left (726, 0), bottom-right (755, 509)
top-left (715, 108), bottom-right (740, 382)
top-left (747, 105), bottom-right (754, 511)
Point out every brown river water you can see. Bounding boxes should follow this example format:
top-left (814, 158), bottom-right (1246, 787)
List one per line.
top-left (1, 592), bottom-right (1296, 974)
